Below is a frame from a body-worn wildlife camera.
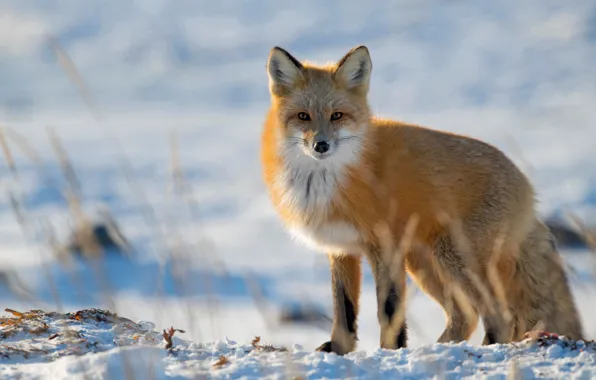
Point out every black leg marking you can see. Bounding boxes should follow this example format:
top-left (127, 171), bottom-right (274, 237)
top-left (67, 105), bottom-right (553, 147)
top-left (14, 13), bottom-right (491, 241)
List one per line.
top-left (342, 288), bottom-right (356, 334)
top-left (305, 172), bottom-right (313, 199)
top-left (484, 329), bottom-right (497, 345)
top-left (396, 323), bottom-right (408, 349)
top-left (383, 285), bottom-right (398, 320)
top-left (383, 285), bottom-right (407, 348)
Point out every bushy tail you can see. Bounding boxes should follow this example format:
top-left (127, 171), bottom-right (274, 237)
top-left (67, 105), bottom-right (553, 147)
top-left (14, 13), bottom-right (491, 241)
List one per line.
top-left (508, 219), bottom-right (584, 341)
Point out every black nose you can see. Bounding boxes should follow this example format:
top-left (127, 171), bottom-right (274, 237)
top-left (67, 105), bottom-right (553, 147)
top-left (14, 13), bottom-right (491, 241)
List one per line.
top-left (313, 141), bottom-right (330, 154)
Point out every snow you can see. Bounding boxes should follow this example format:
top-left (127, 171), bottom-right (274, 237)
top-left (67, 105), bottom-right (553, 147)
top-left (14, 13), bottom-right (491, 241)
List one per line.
top-left (1, 308), bottom-right (595, 379)
top-left (1, 0), bottom-right (596, 378)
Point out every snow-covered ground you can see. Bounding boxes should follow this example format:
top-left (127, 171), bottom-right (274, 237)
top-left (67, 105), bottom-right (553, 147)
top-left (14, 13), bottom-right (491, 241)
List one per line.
top-left (1, 0), bottom-right (596, 378)
top-left (1, 308), bottom-right (596, 379)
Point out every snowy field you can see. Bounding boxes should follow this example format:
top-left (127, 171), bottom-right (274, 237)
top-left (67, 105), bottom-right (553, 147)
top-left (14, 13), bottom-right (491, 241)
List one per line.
top-left (1, 0), bottom-right (596, 378)
top-left (1, 308), bottom-right (596, 379)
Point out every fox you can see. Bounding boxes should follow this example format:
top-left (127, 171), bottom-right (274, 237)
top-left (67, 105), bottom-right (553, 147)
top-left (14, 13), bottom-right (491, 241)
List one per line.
top-left (260, 45), bottom-right (584, 354)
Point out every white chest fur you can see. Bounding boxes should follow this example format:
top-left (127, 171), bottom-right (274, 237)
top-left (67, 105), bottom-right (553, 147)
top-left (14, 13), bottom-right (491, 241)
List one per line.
top-left (274, 129), bottom-right (365, 253)
top-left (276, 140), bottom-right (357, 214)
top-left (278, 164), bottom-right (337, 214)
top-left (276, 145), bottom-right (362, 253)
top-left (289, 221), bottom-right (362, 254)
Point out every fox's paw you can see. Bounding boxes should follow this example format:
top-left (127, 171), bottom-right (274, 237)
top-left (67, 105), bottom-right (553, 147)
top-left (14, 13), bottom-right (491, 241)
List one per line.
top-left (315, 341), bottom-right (349, 355)
top-left (524, 330), bottom-right (559, 340)
top-left (315, 341), bottom-right (333, 353)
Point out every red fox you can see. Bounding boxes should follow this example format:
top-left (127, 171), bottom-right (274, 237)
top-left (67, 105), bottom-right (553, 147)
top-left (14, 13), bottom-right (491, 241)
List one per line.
top-left (260, 45), bottom-right (583, 354)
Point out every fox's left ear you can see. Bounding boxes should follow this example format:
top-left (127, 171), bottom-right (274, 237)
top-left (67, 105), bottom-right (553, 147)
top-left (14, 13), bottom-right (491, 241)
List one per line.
top-left (335, 46), bottom-right (372, 95)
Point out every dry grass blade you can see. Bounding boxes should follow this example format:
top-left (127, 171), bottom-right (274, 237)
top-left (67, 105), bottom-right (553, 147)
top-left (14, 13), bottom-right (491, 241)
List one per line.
top-left (446, 281), bottom-right (478, 331)
top-left (47, 36), bottom-right (103, 121)
top-left (169, 129), bottom-right (184, 194)
top-left (487, 224), bottom-right (513, 323)
top-left (46, 131), bottom-right (94, 255)
top-left (373, 211), bottom-right (420, 343)
top-left (168, 128), bottom-right (229, 341)
top-left (507, 360), bottom-right (522, 380)
top-left (48, 32), bottom-right (170, 261)
top-left (44, 33), bottom-right (201, 380)
top-left (46, 126), bottom-right (83, 201)
top-left (568, 213), bottom-right (596, 251)
top-left (245, 272), bottom-right (279, 331)
top-left (46, 127), bottom-right (111, 310)
top-left (165, 129), bottom-right (215, 342)
top-left (436, 212), bottom-right (503, 318)
top-left (7, 191), bottom-right (61, 308)
top-left (45, 128), bottom-right (124, 338)
top-left (0, 127), bottom-right (18, 178)
top-left (47, 38), bottom-right (207, 368)
top-left (4, 126), bottom-right (42, 164)
top-left (565, 213), bottom-right (596, 290)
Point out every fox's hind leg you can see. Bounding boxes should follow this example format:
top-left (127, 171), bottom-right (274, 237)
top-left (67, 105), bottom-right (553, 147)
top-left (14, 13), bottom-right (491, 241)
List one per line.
top-left (406, 246), bottom-right (479, 343)
top-left (481, 251), bottom-right (518, 345)
top-left (432, 235), bottom-right (511, 344)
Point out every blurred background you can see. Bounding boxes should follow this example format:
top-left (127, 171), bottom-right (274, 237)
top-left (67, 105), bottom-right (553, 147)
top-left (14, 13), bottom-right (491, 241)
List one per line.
top-left (0, 0), bottom-right (595, 352)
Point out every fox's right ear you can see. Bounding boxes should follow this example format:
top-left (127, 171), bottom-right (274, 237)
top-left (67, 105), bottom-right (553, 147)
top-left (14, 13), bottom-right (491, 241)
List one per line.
top-left (267, 47), bottom-right (304, 96)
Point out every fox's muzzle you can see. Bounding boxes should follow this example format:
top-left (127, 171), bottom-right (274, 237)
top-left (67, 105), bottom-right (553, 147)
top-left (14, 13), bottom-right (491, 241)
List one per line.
top-left (312, 130), bottom-right (331, 154)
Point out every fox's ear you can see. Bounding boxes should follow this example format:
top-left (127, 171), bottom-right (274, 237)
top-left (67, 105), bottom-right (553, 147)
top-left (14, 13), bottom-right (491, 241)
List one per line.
top-left (335, 45), bottom-right (372, 94)
top-left (267, 47), bottom-right (304, 96)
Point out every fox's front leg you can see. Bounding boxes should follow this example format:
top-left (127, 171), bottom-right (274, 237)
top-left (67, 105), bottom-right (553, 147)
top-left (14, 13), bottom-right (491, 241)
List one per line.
top-left (316, 254), bottom-right (361, 355)
top-left (367, 248), bottom-right (408, 349)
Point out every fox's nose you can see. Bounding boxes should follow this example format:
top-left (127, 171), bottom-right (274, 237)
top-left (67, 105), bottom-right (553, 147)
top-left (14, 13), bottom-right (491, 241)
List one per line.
top-left (313, 141), bottom-right (330, 154)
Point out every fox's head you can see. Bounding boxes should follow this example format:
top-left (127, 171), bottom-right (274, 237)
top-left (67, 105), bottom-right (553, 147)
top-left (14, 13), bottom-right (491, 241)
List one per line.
top-left (266, 46), bottom-right (372, 163)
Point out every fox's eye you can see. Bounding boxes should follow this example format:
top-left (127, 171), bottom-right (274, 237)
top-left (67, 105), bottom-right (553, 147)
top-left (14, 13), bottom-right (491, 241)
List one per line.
top-left (330, 112), bottom-right (343, 121)
top-left (297, 112), bottom-right (311, 121)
